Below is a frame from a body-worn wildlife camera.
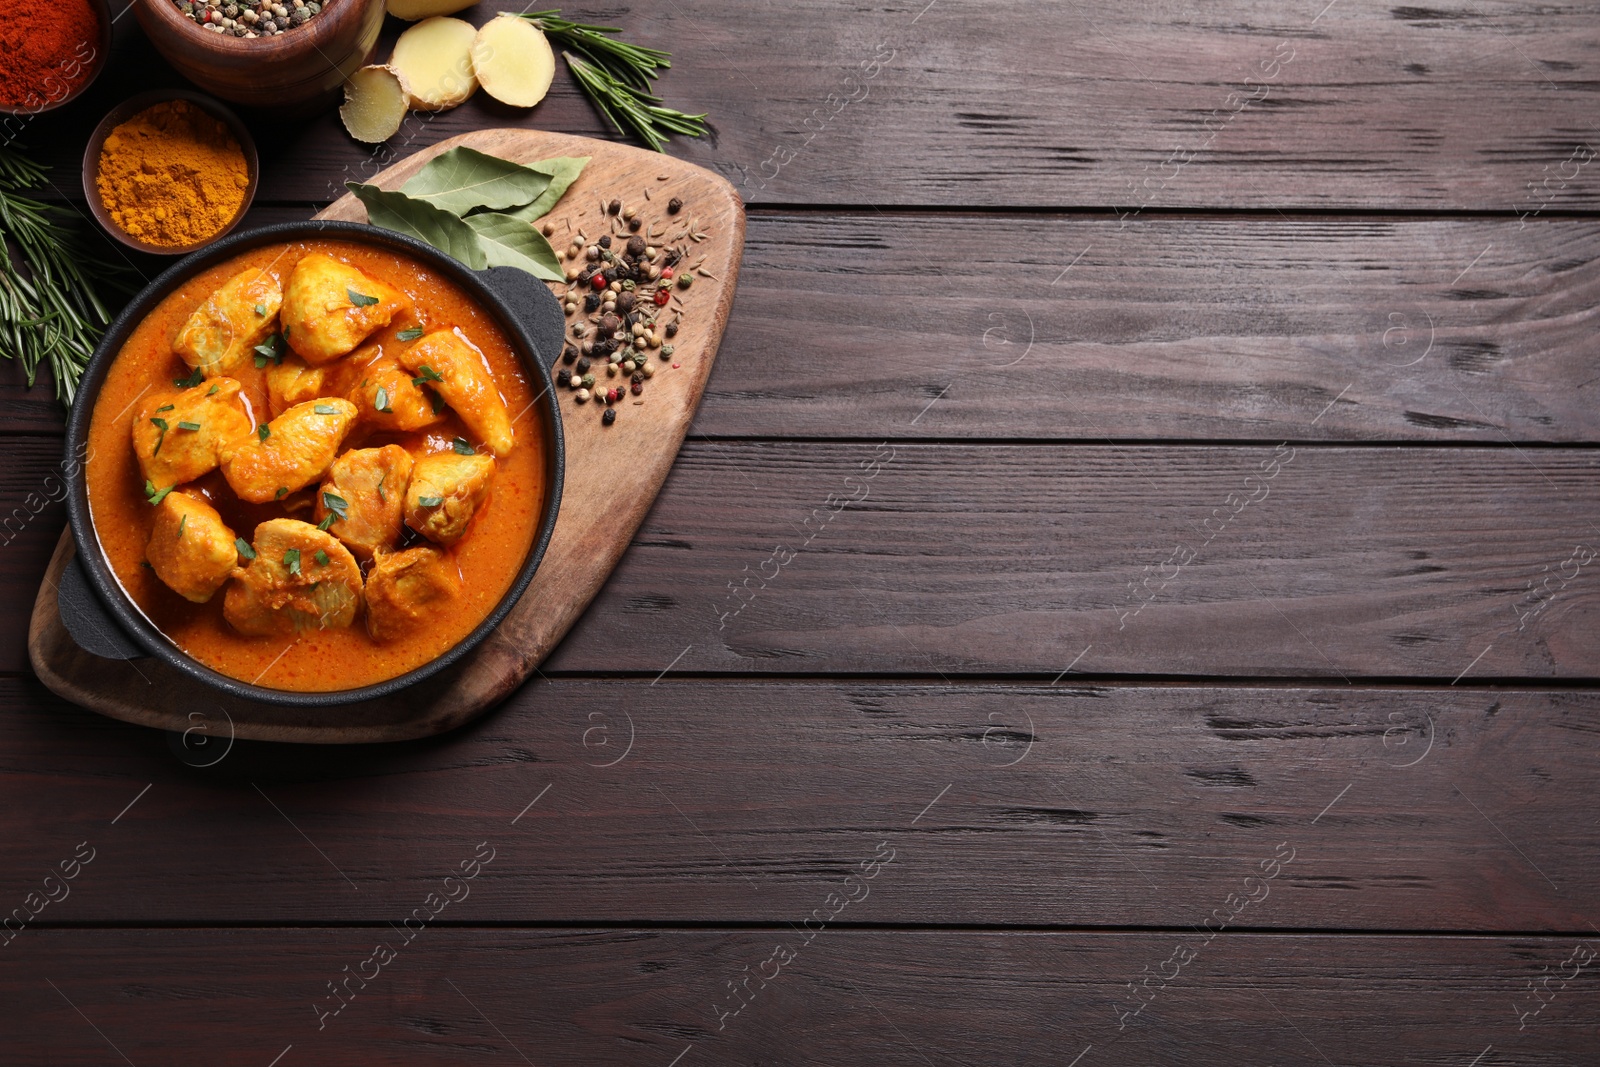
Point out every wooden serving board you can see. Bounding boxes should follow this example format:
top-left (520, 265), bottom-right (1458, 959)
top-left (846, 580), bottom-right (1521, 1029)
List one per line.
top-left (27, 129), bottom-right (744, 743)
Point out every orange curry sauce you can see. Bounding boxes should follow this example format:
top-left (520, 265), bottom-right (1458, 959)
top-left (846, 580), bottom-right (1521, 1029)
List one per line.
top-left (85, 239), bottom-right (548, 692)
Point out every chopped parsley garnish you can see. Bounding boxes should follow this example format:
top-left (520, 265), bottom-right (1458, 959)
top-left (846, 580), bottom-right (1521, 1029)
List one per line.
top-left (322, 490), bottom-right (350, 521)
top-left (258, 424), bottom-right (270, 442)
top-left (176, 514), bottom-right (187, 538)
top-left (149, 417), bottom-right (169, 454)
top-left (314, 549), bottom-right (329, 567)
top-left (397, 327), bottom-right (425, 342)
top-left (177, 420), bottom-right (201, 431)
top-left (376, 473), bottom-right (387, 503)
top-left (412, 364), bottom-right (443, 386)
top-left (348, 287), bottom-right (379, 307)
top-left (429, 391), bottom-right (447, 415)
top-left (283, 548), bottom-right (301, 576)
top-left (452, 437), bottom-right (474, 455)
top-left (253, 333), bottom-right (285, 368)
top-left (206, 384), bottom-right (219, 396)
top-left (274, 486), bottom-right (288, 499)
top-left (174, 366), bottom-right (205, 388)
top-left (254, 304), bottom-right (266, 316)
top-left (374, 385), bottom-right (392, 413)
top-left (155, 403), bottom-right (175, 413)
top-left (314, 403), bottom-right (339, 415)
top-left (418, 494), bottom-right (444, 507)
top-left (235, 538), bottom-right (256, 559)
top-left (144, 481), bottom-right (174, 506)
top-left (317, 514), bottom-right (336, 531)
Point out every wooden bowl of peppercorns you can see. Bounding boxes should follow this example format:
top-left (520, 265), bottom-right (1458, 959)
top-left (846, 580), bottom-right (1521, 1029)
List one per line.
top-left (133, 0), bottom-right (385, 114)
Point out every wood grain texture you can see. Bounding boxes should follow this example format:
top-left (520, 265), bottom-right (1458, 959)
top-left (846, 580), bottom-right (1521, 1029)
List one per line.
top-left (8, 442), bottom-right (1599, 680)
top-left (558, 442), bottom-right (1600, 681)
top-left (2, 676), bottom-right (1592, 929)
top-left (13, 211), bottom-right (1600, 441)
top-left (3, 929), bottom-right (1596, 1065)
top-left (703, 213), bottom-right (1600, 441)
top-left (30, 1), bottom-right (1600, 210)
top-left (26, 128), bottom-right (744, 743)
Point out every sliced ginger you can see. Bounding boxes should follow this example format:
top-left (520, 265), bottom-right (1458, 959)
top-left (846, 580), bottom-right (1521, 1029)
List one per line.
top-left (471, 16), bottom-right (556, 108)
top-left (340, 65), bottom-right (411, 144)
top-left (390, 17), bottom-right (479, 111)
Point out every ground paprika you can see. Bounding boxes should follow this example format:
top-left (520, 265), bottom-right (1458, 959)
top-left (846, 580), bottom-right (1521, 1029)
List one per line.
top-left (0, 0), bottom-right (101, 111)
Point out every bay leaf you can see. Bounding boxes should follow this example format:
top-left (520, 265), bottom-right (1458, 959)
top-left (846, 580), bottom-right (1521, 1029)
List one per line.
top-left (464, 212), bottom-right (563, 281)
top-left (399, 146), bottom-right (553, 216)
top-left (346, 182), bottom-right (488, 270)
top-left (502, 155), bottom-right (591, 223)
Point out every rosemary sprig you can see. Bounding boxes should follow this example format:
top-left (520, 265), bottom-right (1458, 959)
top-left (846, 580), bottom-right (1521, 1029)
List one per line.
top-left (511, 10), bottom-right (708, 152)
top-left (565, 53), bottom-right (709, 153)
top-left (0, 146), bottom-right (134, 407)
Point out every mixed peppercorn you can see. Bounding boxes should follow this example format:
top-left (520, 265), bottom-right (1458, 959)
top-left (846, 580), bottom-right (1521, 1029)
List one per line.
top-left (173, 0), bottom-right (325, 37)
top-left (545, 187), bottom-right (707, 427)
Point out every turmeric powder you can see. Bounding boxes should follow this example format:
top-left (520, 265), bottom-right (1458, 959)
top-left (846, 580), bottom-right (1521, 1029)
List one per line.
top-left (95, 100), bottom-right (250, 249)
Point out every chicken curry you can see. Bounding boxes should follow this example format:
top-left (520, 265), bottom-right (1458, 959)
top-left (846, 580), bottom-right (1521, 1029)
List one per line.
top-left (85, 239), bottom-right (548, 692)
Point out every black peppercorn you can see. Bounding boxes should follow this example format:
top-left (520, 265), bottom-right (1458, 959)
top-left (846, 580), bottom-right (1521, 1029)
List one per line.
top-left (665, 322), bottom-right (679, 338)
top-left (562, 346), bottom-right (578, 365)
top-left (631, 371), bottom-right (644, 384)
top-left (599, 235), bottom-right (612, 249)
top-left (576, 357), bottom-right (592, 374)
top-left (557, 368), bottom-right (571, 386)
top-left (608, 199), bottom-right (622, 215)
top-left (602, 408), bottom-right (616, 426)
top-left (628, 218), bottom-right (642, 232)
top-left (584, 293), bottom-right (600, 312)
top-left (631, 381), bottom-right (643, 395)
top-left (577, 269), bottom-right (593, 286)
top-left (668, 197), bottom-right (683, 214)
top-left (602, 268), bottom-right (617, 283)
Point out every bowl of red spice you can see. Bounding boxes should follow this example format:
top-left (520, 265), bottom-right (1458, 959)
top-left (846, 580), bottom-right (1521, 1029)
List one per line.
top-left (0, 0), bottom-right (112, 116)
top-left (81, 91), bottom-right (259, 256)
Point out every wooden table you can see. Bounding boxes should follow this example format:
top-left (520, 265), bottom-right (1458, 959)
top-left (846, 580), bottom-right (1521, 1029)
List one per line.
top-left (4, 3), bottom-right (1597, 1064)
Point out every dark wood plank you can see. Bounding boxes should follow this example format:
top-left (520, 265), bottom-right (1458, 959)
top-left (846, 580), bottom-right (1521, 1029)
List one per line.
top-left (698, 214), bottom-right (1600, 441)
top-left (13, 213), bottom-right (1600, 441)
top-left (3, 928), bottom-right (1596, 1065)
top-left (3, 676), bottom-right (1593, 928)
top-left (4, 441), bottom-right (1598, 678)
top-left (25, 3), bottom-right (1600, 210)
top-left (567, 442), bottom-right (1600, 680)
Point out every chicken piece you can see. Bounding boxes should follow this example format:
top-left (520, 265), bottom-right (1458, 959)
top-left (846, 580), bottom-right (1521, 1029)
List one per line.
top-left (132, 378), bottom-right (253, 491)
top-left (264, 356), bottom-right (327, 418)
top-left (314, 445), bottom-right (414, 559)
top-left (348, 353), bottom-right (443, 432)
top-left (396, 330), bottom-right (514, 457)
top-left (223, 519), bottom-right (362, 637)
top-left (364, 545), bottom-right (462, 642)
top-left (173, 267), bottom-right (282, 377)
top-left (404, 451), bottom-right (494, 545)
top-left (280, 253), bottom-right (405, 366)
top-left (145, 491), bottom-right (238, 603)
top-left (219, 398), bottom-right (357, 504)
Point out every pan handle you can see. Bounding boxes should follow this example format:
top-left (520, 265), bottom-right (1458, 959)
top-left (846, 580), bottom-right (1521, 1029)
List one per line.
top-left (58, 552), bottom-right (145, 660)
top-left (475, 266), bottom-right (567, 373)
